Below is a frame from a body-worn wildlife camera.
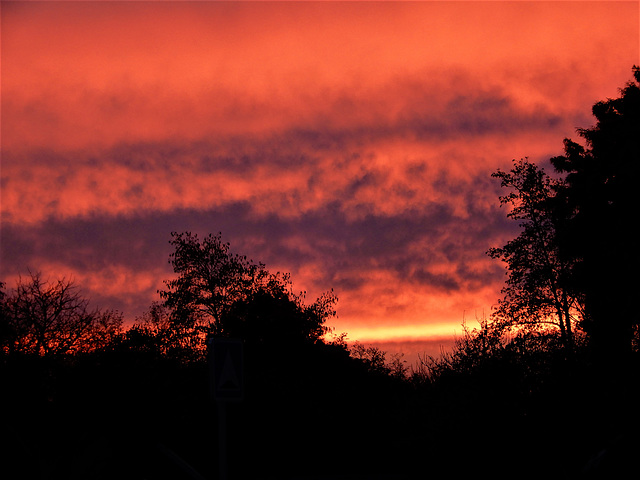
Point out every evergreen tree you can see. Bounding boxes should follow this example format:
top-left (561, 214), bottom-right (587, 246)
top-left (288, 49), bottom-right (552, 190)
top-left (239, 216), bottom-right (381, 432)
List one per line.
top-left (551, 66), bottom-right (640, 359)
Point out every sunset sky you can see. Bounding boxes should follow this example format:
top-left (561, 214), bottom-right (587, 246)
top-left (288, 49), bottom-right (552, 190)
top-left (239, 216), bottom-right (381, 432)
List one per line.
top-left (2, 1), bottom-right (638, 359)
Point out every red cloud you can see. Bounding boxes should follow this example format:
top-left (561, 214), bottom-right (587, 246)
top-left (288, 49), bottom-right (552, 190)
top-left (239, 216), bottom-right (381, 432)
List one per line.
top-left (2, 1), bottom-right (637, 343)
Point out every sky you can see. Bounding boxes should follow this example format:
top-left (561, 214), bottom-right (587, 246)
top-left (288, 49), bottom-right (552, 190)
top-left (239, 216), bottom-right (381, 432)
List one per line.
top-left (1, 1), bottom-right (638, 362)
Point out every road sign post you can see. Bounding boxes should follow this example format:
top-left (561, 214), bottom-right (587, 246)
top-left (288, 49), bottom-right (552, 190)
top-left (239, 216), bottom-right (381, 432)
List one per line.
top-left (207, 338), bottom-right (244, 480)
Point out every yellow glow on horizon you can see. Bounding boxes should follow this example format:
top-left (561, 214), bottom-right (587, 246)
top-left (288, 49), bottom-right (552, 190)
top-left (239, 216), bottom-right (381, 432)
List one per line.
top-left (335, 322), bottom-right (469, 343)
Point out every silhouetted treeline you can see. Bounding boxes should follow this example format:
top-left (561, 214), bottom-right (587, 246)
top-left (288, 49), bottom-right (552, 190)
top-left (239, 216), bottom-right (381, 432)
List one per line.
top-left (2, 67), bottom-right (639, 479)
top-left (3, 283), bottom-right (638, 479)
top-left (0, 263), bottom-right (410, 479)
top-left (488, 66), bottom-right (640, 363)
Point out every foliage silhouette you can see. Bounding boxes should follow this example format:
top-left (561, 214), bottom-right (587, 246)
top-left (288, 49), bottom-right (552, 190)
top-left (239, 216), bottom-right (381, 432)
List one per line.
top-left (489, 66), bottom-right (640, 360)
top-left (550, 66), bottom-right (640, 360)
top-left (126, 301), bottom-right (205, 363)
top-left (408, 315), bottom-right (639, 478)
top-left (0, 271), bottom-right (122, 357)
top-left (2, 264), bottom-right (638, 478)
top-left (350, 341), bottom-right (408, 378)
top-left (158, 232), bottom-right (336, 360)
top-left (218, 277), bottom-right (336, 347)
top-left (488, 158), bottom-right (584, 349)
top-left (160, 232), bottom-right (269, 330)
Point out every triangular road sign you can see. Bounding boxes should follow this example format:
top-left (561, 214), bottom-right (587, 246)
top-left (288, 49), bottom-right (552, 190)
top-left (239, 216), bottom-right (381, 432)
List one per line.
top-left (209, 338), bottom-right (244, 401)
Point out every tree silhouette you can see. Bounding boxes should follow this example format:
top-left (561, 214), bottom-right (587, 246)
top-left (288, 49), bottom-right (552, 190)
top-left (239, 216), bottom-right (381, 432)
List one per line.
top-left (160, 232), bottom-right (268, 326)
top-left (219, 284), bottom-right (335, 346)
top-left (488, 158), bottom-right (584, 348)
top-left (0, 272), bottom-right (122, 357)
top-left (159, 231), bottom-right (336, 352)
top-left (551, 66), bottom-right (640, 359)
top-left (119, 301), bottom-right (201, 362)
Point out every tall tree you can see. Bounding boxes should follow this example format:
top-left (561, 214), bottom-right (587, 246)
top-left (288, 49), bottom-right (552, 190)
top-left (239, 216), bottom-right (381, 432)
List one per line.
top-left (159, 232), bottom-right (269, 332)
top-left (0, 272), bottom-right (122, 357)
top-left (159, 231), bottom-right (336, 348)
top-left (488, 158), bottom-right (583, 348)
top-left (550, 66), bottom-right (640, 359)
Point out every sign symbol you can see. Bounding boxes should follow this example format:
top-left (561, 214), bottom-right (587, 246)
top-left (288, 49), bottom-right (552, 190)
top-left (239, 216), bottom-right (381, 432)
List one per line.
top-left (208, 338), bottom-right (244, 401)
top-left (218, 350), bottom-right (240, 391)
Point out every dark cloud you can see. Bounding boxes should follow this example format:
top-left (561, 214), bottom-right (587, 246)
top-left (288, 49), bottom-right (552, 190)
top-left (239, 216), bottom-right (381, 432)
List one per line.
top-left (2, 169), bottom-right (514, 319)
top-left (2, 73), bottom-right (530, 331)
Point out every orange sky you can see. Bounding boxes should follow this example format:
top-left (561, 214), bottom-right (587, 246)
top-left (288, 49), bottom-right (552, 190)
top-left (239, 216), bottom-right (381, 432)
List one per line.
top-left (2, 1), bottom-right (638, 348)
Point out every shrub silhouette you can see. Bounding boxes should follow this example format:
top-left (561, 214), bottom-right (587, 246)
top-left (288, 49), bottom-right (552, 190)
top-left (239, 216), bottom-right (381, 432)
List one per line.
top-left (1, 272), bottom-right (122, 358)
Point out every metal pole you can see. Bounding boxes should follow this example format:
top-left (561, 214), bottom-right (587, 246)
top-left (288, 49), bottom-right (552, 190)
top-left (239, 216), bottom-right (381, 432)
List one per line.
top-left (217, 400), bottom-right (227, 480)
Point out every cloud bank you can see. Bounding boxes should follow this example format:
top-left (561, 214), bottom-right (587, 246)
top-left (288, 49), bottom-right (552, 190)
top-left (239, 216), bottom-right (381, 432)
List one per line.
top-left (2, 1), bottom-right (638, 342)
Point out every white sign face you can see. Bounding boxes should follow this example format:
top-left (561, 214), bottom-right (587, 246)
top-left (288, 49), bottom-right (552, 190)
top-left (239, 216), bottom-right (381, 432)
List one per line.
top-left (209, 338), bottom-right (244, 401)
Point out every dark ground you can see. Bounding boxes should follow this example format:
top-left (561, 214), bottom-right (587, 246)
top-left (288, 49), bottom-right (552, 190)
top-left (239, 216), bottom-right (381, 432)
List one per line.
top-left (2, 344), bottom-right (639, 479)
